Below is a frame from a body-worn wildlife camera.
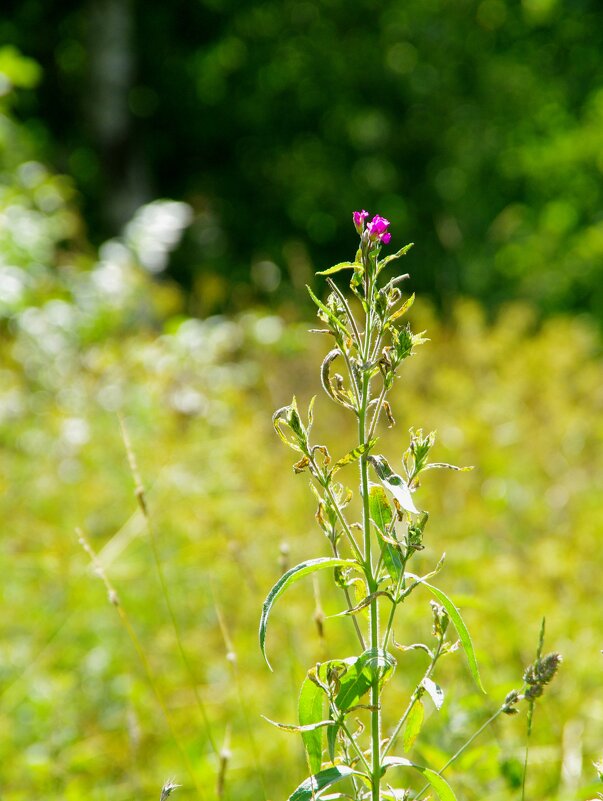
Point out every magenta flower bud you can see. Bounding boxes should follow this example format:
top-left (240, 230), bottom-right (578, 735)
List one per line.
top-left (366, 215), bottom-right (391, 243)
top-left (353, 209), bottom-right (369, 234)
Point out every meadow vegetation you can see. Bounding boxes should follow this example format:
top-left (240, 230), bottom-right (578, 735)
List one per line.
top-left (2, 236), bottom-right (602, 797)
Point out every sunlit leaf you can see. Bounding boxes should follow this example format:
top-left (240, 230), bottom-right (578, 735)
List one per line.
top-left (402, 699), bottom-right (424, 752)
top-left (299, 673), bottom-right (327, 773)
top-left (386, 292), bottom-right (416, 326)
top-left (378, 243), bottom-right (414, 272)
top-left (381, 757), bottom-right (457, 801)
top-left (262, 715), bottom-right (335, 733)
top-left (417, 580), bottom-right (485, 693)
top-left (422, 677), bottom-right (445, 710)
top-left (369, 455), bottom-right (419, 514)
top-left (288, 766), bottom-right (361, 801)
top-left (260, 557), bottom-right (359, 669)
top-left (369, 484), bottom-right (402, 582)
top-left (335, 648), bottom-right (396, 711)
top-left (316, 261), bottom-right (357, 276)
top-left (332, 439), bottom-right (378, 475)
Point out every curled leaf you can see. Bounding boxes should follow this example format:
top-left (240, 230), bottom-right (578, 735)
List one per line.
top-left (262, 715), bottom-right (335, 733)
top-left (260, 557), bottom-right (360, 670)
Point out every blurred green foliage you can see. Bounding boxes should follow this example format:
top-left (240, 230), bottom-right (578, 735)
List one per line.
top-left (2, 250), bottom-right (603, 798)
top-left (3, 0), bottom-right (603, 314)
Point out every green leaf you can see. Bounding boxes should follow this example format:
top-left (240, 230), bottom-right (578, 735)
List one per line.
top-left (260, 557), bottom-right (359, 669)
top-left (381, 757), bottom-right (458, 801)
top-left (421, 581), bottom-right (485, 693)
top-left (369, 484), bottom-right (403, 582)
top-left (378, 242), bottom-right (414, 272)
top-left (422, 677), bottom-right (445, 710)
top-left (369, 455), bottom-right (419, 514)
top-left (403, 699), bottom-right (424, 752)
top-left (299, 674), bottom-right (327, 773)
top-left (288, 766), bottom-right (361, 801)
top-left (422, 462), bottom-right (473, 472)
top-left (386, 292), bottom-right (416, 326)
top-left (316, 261), bottom-right (357, 276)
top-left (332, 439), bottom-right (378, 475)
top-left (335, 648), bottom-right (396, 712)
top-left (262, 715), bottom-right (335, 733)
top-left (307, 285), bottom-right (350, 339)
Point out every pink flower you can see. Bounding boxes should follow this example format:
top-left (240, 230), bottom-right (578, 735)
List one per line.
top-left (366, 215), bottom-right (391, 244)
top-left (352, 209), bottom-right (369, 234)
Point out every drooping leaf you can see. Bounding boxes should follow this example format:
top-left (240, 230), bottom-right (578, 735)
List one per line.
top-left (316, 261), bottom-right (357, 276)
top-left (369, 484), bottom-right (403, 582)
top-left (369, 455), bottom-right (419, 514)
top-left (262, 715), bottom-right (335, 733)
top-left (422, 677), bottom-right (445, 711)
top-left (260, 557), bottom-right (359, 669)
top-left (418, 580), bottom-right (485, 693)
top-left (328, 590), bottom-right (392, 618)
top-left (381, 757), bottom-right (458, 801)
top-left (402, 699), bottom-right (424, 752)
top-left (299, 673), bottom-right (328, 773)
top-left (288, 766), bottom-right (361, 801)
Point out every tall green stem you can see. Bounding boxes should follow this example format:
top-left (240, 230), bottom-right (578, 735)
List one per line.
top-left (359, 272), bottom-right (381, 801)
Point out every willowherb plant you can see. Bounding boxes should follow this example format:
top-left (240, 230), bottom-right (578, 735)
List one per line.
top-left (259, 211), bottom-right (561, 801)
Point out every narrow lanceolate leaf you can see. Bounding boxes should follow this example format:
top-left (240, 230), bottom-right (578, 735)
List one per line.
top-left (378, 242), bottom-right (414, 272)
top-left (421, 581), bottom-right (485, 693)
top-left (262, 715), bottom-right (335, 733)
top-left (381, 758), bottom-right (458, 801)
top-left (422, 462), bottom-right (473, 472)
top-left (332, 439), bottom-right (378, 475)
top-left (402, 699), bottom-right (424, 752)
top-left (259, 558), bottom-right (359, 669)
top-left (386, 292), bottom-right (416, 326)
top-left (299, 673), bottom-right (327, 773)
top-left (316, 261), bottom-right (357, 276)
top-left (369, 455), bottom-right (419, 514)
top-left (288, 766), bottom-right (361, 801)
top-left (422, 676), bottom-right (445, 710)
top-left (369, 484), bottom-right (402, 582)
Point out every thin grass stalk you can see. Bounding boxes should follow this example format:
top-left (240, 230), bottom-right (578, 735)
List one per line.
top-left (76, 528), bottom-right (205, 799)
top-left (118, 415), bottom-right (219, 758)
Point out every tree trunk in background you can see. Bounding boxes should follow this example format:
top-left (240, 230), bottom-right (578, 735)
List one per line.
top-left (86, 0), bottom-right (150, 230)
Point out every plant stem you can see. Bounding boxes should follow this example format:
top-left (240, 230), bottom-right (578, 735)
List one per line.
top-left (359, 271), bottom-right (381, 801)
top-left (331, 541), bottom-right (366, 650)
